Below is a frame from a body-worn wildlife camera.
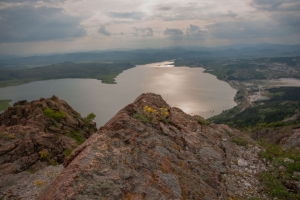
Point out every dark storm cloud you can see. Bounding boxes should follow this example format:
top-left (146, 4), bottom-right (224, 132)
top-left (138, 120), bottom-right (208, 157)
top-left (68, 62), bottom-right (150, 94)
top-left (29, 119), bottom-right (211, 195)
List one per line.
top-left (132, 27), bottom-right (153, 37)
top-left (0, 6), bottom-right (86, 43)
top-left (164, 28), bottom-right (184, 36)
top-left (251, 0), bottom-right (300, 11)
top-left (98, 25), bottom-right (111, 36)
top-left (107, 12), bottom-right (144, 20)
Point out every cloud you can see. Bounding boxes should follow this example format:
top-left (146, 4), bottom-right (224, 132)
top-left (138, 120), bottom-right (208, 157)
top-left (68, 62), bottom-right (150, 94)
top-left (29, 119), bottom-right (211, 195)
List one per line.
top-left (151, 3), bottom-right (215, 21)
top-left (250, 0), bottom-right (300, 34)
top-left (272, 13), bottom-right (300, 31)
top-left (185, 24), bottom-right (207, 40)
top-left (225, 10), bottom-right (237, 18)
top-left (98, 25), bottom-right (111, 36)
top-left (132, 27), bottom-right (153, 37)
top-left (164, 28), bottom-right (184, 36)
top-left (0, 5), bottom-right (86, 43)
top-left (207, 20), bottom-right (290, 39)
top-left (251, 0), bottom-right (300, 11)
top-left (186, 24), bottom-right (206, 36)
top-left (155, 5), bottom-right (172, 11)
top-left (107, 11), bottom-right (144, 20)
top-left (0, 0), bottom-right (64, 2)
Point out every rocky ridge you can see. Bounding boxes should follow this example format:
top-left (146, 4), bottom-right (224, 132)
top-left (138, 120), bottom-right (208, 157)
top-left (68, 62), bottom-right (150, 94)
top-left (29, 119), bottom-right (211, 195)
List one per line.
top-left (38, 93), bottom-right (269, 199)
top-left (0, 96), bottom-right (96, 199)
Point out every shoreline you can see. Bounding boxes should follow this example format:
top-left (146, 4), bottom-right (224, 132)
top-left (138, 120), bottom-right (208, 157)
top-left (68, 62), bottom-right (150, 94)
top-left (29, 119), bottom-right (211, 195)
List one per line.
top-left (0, 99), bottom-right (11, 112)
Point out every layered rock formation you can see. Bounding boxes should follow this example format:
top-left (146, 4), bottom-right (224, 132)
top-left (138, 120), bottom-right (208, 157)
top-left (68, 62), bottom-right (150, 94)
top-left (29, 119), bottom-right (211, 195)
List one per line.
top-left (0, 96), bottom-right (96, 199)
top-left (38, 93), bottom-right (267, 199)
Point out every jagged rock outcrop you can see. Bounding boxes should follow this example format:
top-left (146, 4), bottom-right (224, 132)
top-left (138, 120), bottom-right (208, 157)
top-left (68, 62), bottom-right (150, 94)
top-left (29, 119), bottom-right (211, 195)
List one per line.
top-left (250, 125), bottom-right (300, 148)
top-left (0, 96), bottom-right (96, 199)
top-left (0, 165), bottom-right (63, 200)
top-left (280, 126), bottom-right (300, 148)
top-left (39, 93), bottom-right (267, 199)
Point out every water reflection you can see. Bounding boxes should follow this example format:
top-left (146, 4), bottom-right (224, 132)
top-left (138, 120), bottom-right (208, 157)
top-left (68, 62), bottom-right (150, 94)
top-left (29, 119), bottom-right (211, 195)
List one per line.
top-left (0, 61), bottom-right (237, 126)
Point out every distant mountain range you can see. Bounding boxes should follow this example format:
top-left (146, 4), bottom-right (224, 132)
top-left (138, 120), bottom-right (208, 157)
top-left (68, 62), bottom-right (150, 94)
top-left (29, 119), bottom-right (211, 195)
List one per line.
top-left (1, 43), bottom-right (300, 68)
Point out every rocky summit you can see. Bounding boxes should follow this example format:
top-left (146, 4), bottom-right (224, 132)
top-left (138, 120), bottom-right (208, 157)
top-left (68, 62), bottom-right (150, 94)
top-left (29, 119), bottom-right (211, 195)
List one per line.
top-left (35, 93), bottom-right (268, 200)
top-left (0, 96), bottom-right (96, 199)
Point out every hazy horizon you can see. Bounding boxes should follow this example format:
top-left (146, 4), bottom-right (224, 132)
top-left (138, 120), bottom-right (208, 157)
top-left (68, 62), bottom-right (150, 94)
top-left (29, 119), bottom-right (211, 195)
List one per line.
top-left (2, 42), bottom-right (300, 57)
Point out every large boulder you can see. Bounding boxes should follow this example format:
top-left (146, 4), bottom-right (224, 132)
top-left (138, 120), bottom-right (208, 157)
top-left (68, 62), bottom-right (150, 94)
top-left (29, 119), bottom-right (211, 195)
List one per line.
top-left (39, 93), bottom-right (267, 200)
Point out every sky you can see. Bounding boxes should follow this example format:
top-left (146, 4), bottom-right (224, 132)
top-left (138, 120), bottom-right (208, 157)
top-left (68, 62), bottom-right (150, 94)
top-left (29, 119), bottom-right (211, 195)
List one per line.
top-left (0, 0), bottom-right (299, 55)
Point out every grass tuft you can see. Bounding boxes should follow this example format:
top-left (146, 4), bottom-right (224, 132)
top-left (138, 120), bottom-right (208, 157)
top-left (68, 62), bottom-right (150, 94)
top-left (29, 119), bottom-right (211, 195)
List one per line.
top-left (258, 144), bottom-right (300, 199)
top-left (231, 137), bottom-right (249, 147)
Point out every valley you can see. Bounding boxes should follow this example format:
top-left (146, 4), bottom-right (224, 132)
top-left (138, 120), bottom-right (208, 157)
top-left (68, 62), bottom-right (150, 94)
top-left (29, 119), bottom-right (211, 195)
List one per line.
top-left (1, 49), bottom-right (300, 199)
top-left (174, 56), bottom-right (300, 129)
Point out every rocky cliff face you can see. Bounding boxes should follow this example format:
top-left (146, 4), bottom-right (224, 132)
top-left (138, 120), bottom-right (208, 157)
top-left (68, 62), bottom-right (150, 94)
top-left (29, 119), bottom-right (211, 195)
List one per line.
top-left (38, 93), bottom-right (267, 200)
top-left (0, 96), bottom-right (96, 199)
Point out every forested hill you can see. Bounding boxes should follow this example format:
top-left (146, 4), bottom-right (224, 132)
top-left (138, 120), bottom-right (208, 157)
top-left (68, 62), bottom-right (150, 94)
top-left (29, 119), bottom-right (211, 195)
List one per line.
top-left (0, 62), bottom-right (134, 87)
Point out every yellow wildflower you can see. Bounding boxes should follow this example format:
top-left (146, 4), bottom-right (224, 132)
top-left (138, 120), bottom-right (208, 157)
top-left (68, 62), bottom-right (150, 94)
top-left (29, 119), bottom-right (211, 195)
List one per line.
top-left (34, 180), bottom-right (46, 187)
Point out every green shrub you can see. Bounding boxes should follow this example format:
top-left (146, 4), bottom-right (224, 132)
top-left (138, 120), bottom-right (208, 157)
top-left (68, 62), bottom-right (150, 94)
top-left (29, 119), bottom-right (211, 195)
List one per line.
top-left (43, 108), bottom-right (55, 117)
top-left (67, 130), bottom-right (85, 144)
top-left (63, 149), bottom-right (72, 158)
top-left (43, 108), bottom-right (66, 121)
top-left (133, 112), bottom-right (150, 123)
top-left (83, 113), bottom-right (96, 131)
top-left (231, 137), bottom-right (248, 147)
top-left (85, 113), bottom-right (96, 121)
top-left (53, 111), bottom-right (66, 121)
top-left (198, 117), bottom-right (209, 125)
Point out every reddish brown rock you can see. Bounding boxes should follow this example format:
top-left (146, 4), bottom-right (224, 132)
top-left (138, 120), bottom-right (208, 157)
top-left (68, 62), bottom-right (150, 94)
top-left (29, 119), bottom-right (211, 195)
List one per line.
top-left (0, 96), bottom-right (96, 199)
top-left (39, 93), bottom-right (264, 200)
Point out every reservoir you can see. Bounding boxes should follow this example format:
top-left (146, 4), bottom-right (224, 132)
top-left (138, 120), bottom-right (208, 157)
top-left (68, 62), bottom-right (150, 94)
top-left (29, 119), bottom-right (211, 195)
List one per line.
top-left (0, 61), bottom-right (236, 126)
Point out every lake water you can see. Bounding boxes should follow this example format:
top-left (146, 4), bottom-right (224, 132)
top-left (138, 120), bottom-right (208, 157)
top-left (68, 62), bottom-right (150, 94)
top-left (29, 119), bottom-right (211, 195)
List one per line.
top-left (0, 61), bottom-right (237, 127)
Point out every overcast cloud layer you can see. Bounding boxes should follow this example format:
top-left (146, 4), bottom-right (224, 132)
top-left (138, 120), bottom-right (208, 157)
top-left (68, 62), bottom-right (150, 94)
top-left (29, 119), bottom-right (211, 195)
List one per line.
top-left (0, 0), bottom-right (299, 55)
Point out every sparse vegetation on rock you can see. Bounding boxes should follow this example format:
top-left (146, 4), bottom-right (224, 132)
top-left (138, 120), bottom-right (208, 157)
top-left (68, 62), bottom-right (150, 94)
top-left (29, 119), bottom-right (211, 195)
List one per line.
top-left (1, 93), bottom-right (300, 199)
top-left (43, 108), bottom-right (66, 122)
top-left (258, 143), bottom-right (300, 199)
top-left (0, 95), bottom-right (97, 199)
top-left (38, 93), bottom-right (269, 200)
top-left (134, 105), bottom-right (169, 124)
